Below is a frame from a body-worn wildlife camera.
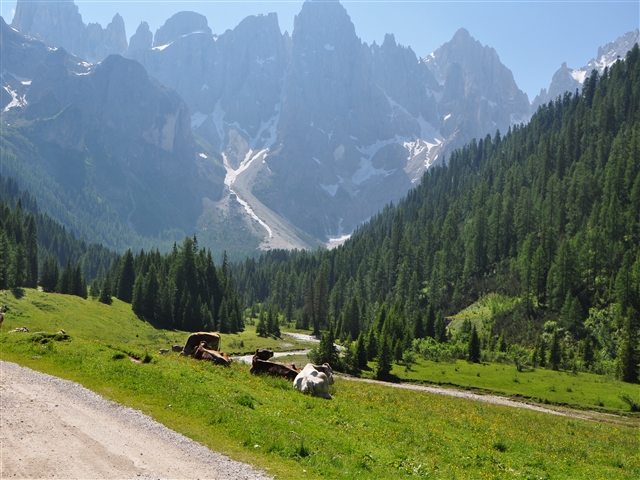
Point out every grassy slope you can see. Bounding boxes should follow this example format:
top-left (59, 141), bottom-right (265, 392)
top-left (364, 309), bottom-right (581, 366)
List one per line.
top-left (1, 289), bottom-right (639, 479)
top-left (447, 293), bottom-right (518, 332)
top-left (361, 358), bottom-right (640, 414)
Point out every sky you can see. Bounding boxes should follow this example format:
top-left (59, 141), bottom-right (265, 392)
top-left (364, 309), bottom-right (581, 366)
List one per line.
top-left (1, 0), bottom-right (638, 99)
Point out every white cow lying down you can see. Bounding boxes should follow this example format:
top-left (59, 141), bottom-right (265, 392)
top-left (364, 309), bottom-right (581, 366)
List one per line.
top-left (293, 363), bottom-right (334, 399)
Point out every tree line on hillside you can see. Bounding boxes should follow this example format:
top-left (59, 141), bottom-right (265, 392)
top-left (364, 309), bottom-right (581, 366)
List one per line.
top-left (232, 46), bottom-right (640, 382)
top-left (0, 176), bottom-right (117, 294)
top-left (98, 237), bottom-right (244, 333)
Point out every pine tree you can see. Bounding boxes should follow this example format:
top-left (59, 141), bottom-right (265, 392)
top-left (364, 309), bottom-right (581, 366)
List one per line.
top-left (549, 329), bottom-right (562, 371)
top-left (538, 336), bottom-right (547, 368)
top-left (617, 311), bottom-right (639, 383)
top-left (498, 331), bottom-right (507, 352)
top-left (366, 328), bottom-right (378, 361)
top-left (99, 275), bottom-right (113, 305)
top-left (56, 258), bottom-right (72, 294)
top-left (413, 310), bottom-right (425, 339)
top-left (582, 336), bottom-right (594, 369)
top-left (131, 274), bottom-right (145, 318)
top-left (0, 231), bottom-right (9, 290)
top-left (39, 255), bottom-right (59, 293)
top-left (434, 312), bottom-right (447, 343)
top-left (89, 278), bottom-right (100, 299)
top-left (425, 302), bottom-right (436, 339)
top-left (143, 265), bottom-right (159, 321)
top-left (468, 325), bottom-right (481, 363)
top-left (356, 332), bottom-right (368, 369)
top-left (116, 249), bottom-right (135, 303)
top-left (256, 309), bottom-right (268, 337)
top-left (317, 326), bottom-right (338, 366)
top-left (11, 243), bottom-right (26, 288)
top-left (375, 333), bottom-right (393, 378)
top-left (24, 213), bottom-right (38, 288)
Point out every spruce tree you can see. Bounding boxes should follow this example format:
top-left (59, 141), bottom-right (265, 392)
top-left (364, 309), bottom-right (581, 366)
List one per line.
top-left (375, 333), bottom-right (393, 378)
top-left (434, 312), bottom-right (447, 343)
top-left (549, 329), bottom-right (562, 370)
top-left (116, 249), bottom-right (135, 303)
top-left (11, 243), bottom-right (27, 288)
top-left (256, 309), bottom-right (268, 337)
top-left (39, 255), bottom-right (59, 293)
top-left (24, 214), bottom-right (38, 288)
top-left (99, 276), bottom-right (112, 305)
top-left (413, 311), bottom-right (425, 340)
top-left (617, 311), bottom-right (639, 383)
top-left (132, 274), bottom-right (145, 318)
top-left (468, 325), bottom-right (481, 363)
top-left (356, 332), bottom-right (368, 369)
top-left (317, 326), bottom-right (338, 366)
top-left (498, 331), bottom-right (507, 352)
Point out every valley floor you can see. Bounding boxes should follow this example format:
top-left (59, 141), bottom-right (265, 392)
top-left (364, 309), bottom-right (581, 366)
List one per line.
top-left (341, 376), bottom-right (639, 427)
top-left (0, 361), bottom-right (272, 480)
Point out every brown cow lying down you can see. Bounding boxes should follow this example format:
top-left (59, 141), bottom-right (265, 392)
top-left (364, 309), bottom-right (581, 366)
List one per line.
top-left (254, 348), bottom-right (274, 361)
top-left (193, 341), bottom-right (232, 366)
top-left (182, 332), bottom-right (221, 355)
top-left (293, 363), bottom-right (334, 399)
top-left (250, 356), bottom-right (300, 380)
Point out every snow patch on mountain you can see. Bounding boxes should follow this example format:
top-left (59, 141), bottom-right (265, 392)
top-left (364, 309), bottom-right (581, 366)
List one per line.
top-left (230, 188), bottom-right (273, 238)
top-left (191, 112), bottom-right (208, 128)
top-left (320, 183), bottom-right (339, 196)
top-left (223, 149), bottom-right (267, 188)
top-left (352, 156), bottom-right (396, 186)
top-left (2, 86), bottom-right (27, 112)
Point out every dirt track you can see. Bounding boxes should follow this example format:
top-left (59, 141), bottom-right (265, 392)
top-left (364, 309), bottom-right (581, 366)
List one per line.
top-left (1, 360), bottom-right (636, 479)
top-left (341, 376), bottom-right (639, 427)
top-left (0, 361), bottom-right (272, 480)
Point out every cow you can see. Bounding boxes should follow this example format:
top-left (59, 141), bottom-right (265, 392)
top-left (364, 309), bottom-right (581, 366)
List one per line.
top-left (171, 345), bottom-right (183, 353)
top-left (193, 341), bottom-right (231, 366)
top-left (254, 348), bottom-right (274, 361)
top-left (158, 349), bottom-right (169, 355)
top-left (182, 332), bottom-right (221, 355)
top-left (293, 363), bottom-right (334, 399)
top-left (250, 357), bottom-right (300, 380)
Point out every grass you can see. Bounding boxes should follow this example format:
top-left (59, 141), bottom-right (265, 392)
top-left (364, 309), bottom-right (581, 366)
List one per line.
top-left (447, 293), bottom-right (518, 331)
top-left (0, 289), bottom-right (311, 355)
top-left (362, 357), bottom-right (640, 415)
top-left (1, 289), bottom-right (640, 479)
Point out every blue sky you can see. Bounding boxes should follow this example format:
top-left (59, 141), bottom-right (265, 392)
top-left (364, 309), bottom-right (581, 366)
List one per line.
top-left (1, 1), bottom-right (638, 99)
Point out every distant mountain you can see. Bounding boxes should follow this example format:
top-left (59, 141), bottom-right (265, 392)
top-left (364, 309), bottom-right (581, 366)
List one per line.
top-left (533, 29), bottom-right (640, 110)
top-left (127, 1), bottom-right (529, 242)
top-left (11, 0), bottom-right (127, 63)
top-left (0, 17), bottom-right (225, 249)
top-left (13, 0), bottom-right (630, 253)
top-left (423, 28), bottom-right (531, 151)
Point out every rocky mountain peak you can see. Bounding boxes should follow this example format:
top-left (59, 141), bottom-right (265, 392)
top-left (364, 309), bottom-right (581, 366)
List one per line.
top-left (153, 11), bottom-right (212, 47)
top-left (11, 0), bottom-right (127, 63)
top-left (129, 22), bottom-right (153, 52)
top-left (532, 29), bottom-right (640, 111)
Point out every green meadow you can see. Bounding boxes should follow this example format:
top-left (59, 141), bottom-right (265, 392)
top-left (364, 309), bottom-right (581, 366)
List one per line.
top-left (1, 289), bottom-right (639, 479)
top-left (361, 357), bottom-right (640, 415)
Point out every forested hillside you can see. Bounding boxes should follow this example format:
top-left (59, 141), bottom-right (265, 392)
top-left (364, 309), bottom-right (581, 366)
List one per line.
top-left (0, 175), bottom-right (117, 291)
top-left (233, 46), bottom-right (640, 381)
top-left (100, 238), bottom-right (244, 334)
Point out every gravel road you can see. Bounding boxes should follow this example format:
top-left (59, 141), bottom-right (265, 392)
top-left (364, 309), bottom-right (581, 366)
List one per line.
top-left (0, 361), bottom-right (272, 480)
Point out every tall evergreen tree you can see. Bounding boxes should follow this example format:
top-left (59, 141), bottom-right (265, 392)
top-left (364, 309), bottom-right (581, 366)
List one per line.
top-left (468, 325), bottom-right (481, 363)
top-left (116, 249), bottom-right (135, 303)
top-left (617, 310), bottom-right (639, 383)
top-left (375, 333), bottom-right (393, 378)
